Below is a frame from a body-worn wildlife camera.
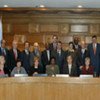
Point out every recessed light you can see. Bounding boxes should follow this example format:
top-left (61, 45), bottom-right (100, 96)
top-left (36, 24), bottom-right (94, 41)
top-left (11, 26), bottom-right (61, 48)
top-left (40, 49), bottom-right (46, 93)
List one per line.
top-left (4, 5), bottom-right (8, 7)
top-left (77, 5), bottom-right (83, 8)
top-left (39, 5), bottom-right (45, 8)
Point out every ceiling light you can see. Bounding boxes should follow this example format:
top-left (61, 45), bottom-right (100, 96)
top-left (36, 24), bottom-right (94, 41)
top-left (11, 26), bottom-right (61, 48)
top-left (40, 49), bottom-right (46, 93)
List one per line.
top-left (4, 5), bottom-right (8, 7)
top-left (77, 5), bottom-right (83, 8)
top-left (39, 5), bottom-right (45, 8)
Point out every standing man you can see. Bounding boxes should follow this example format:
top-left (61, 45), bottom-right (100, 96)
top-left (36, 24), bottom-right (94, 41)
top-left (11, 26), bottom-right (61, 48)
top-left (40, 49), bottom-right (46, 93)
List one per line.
top-left (21, 41), bottom-right (30, 74)
top-left (73, 37), bottom-right (81, 51)
top-left (49, 35), bottom-right (58, 51)
top-left (76, 41), bottom-right (89, 76)
top-left (87, 35), bottom-right (100, 76)
top-left (52, 41), bottom-right (65, 74)
top-left (9, 40), bottom-right (21, 72)
top-left (41, 43), bottom-right (51, 73)
top-left (30, 42), bottom-right (42, 67)
top-left (0, 40), bottom-right (9, 58)
top-left (0, 39), bottom-right (10, 75)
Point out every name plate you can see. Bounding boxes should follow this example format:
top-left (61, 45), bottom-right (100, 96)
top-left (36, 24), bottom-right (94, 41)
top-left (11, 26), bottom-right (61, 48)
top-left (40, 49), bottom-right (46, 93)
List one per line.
top-left (80, 75), bottom-right (93, 78)
top-left (33, 74), bottom-right (48, 77)
top-left (14, 74), bottom-right (28, 77)
top-left (56, 74), bottom-right (69, 77)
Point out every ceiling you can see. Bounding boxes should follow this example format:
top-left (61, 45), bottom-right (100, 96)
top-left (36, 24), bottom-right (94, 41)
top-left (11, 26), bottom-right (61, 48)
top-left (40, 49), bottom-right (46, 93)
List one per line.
top-left (0, 0), bottom-right (100, 8)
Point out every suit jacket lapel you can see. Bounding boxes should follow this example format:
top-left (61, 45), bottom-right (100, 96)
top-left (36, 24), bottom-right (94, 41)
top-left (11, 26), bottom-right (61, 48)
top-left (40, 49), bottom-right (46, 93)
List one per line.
top-left (45, 50), bottom-right (49, 61)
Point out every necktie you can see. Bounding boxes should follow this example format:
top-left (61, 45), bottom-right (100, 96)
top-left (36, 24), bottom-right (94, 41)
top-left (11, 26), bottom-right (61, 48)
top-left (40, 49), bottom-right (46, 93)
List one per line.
top-left (14, 50), bottom-right (17, 60)
top-left (81, 49), bottom-right (84, 59)
top-left (47, 50), bottom-right (50, 61)
top-left (35, 50), bottom-right (39, 56)
top-left (57, 50), bottom-right (61, 57)
top-left (93, 44), bottom-right (96, 55)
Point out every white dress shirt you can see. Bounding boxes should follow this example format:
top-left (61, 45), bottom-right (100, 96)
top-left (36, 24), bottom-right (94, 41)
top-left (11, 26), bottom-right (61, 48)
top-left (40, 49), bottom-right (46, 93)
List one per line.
top-left (93, 43), bottom-right (97, 49)
top-left (68, 64), bottom-right (72, 74)
top-left (13, 49), bottom-right (18, 59)
top-left (46, 50), bottom-right (50, 61)
top-left (57, 49), bottom-right (61, 56)
top-left (81, 48), bottom-right (85, 54)
top-left (25, 49), bottom-right (29, 55)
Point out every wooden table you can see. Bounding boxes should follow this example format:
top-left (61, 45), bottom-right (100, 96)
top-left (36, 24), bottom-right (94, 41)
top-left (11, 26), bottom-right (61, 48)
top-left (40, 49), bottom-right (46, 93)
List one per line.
top-left (0, 77), bottom-right (100, 100)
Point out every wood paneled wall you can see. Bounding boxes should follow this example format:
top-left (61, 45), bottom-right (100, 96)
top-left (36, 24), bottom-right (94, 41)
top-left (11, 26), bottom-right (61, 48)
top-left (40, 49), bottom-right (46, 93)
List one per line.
top-left (0, 8), bottom-right (100, 50)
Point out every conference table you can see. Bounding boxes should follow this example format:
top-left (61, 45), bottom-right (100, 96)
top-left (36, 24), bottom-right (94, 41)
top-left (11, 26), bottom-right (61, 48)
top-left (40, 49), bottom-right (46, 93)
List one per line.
top-left (0, 76), bottom-right (100, 100)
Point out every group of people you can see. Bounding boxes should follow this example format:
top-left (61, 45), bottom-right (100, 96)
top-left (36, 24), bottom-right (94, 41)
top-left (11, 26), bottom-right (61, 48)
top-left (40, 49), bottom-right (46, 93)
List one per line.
top-left (0, 35), bottom-right (100, 77)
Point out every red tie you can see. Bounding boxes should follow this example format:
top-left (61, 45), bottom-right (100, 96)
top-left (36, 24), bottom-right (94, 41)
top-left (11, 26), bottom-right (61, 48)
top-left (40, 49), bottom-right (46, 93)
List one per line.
top-left (14, 50), bottom-right (17, 60)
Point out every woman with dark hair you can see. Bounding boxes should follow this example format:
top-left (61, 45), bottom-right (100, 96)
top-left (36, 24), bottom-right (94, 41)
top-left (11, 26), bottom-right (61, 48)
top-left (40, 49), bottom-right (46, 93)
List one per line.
top-left (46, 57), bottom-right (59, 76)
top-left (69, 42), bottom-right (75, 50)
top-left (11, 59), bottom-right (27, 76)
top-left (63, 55), bottom-right (78, 76)
top-left (65, 42), bottom-right (77, 64)
top-left (81, 57), bottom-right (93, 75)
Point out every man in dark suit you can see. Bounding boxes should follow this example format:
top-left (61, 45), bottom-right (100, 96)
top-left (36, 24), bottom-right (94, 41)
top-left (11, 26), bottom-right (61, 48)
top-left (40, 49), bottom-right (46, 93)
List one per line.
top-left (30, 42), bottom-right (42, 67)
top-left (73, 36), bottom-right (81, 51)
top-left (51, 41), bottom-right (65, 74)
top-left (87, 35), bottom-right (100, 76)
top-left (9, 41), bottom-right (21, 72)
top-left (21, 41), bottom-right (30, 74)
top-left (49, 35), bottom-right (58, 51)
top-left (0, 39), bottom-right (10, 75)
top-left (41, 43), bottom-right (51, 73)
top-left (63, 55), bottom-right (78, 76)
top-left (76, 41), bottom-right (89, 75)
top-left (0, 40), bottom-right (9, 62)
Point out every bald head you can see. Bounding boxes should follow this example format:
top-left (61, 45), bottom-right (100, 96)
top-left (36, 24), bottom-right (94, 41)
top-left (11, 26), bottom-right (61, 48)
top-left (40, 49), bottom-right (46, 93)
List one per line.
top-left (52, 35), bottom-right (58, 43)
top-left (34, 42), bottom-right (39, 50)
top-left (80, 41), bottom-right (86, 49)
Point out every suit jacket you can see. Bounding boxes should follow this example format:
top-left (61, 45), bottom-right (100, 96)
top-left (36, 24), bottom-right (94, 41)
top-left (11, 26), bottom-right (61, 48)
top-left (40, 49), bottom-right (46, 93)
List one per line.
top-left (51, 49), bottom-right (65, 74)
top-left (49, 43), bottom-right (57, 51)
top-left (87, 43), bottom-right (100, 74)
top-left (63, 63), bottom-right (78, 76)
top-left (3, 66), bottom-right (10, 76)
top-left (46, 65), bottom-right (59, 76)
top-left (76, 49), bottom-right (89, 67)
top-left (74, 44), bottom-right (81, 51)
top-left (29, 65), bottom-right (43, 76)
top-left (41, 49), bottom-right (51, 73)
top-left (21, 50), bottom-right (31, 74)
top-left (0, 47), bottom-right (9, 66)
top-left (30, 50), bottom-right (42, 67)
top-left (9, 49), bottom-right (21, 71)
